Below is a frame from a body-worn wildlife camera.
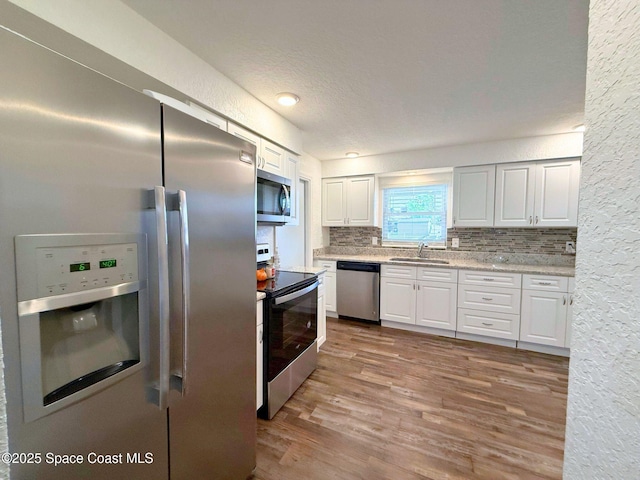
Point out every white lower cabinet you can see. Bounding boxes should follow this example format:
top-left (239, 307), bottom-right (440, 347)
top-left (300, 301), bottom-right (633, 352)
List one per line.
top-left (380, 265), bottom-right (457, 331)
top-left (256, 300), bottom-right (263, 411)
top-left (313, 260), bottom-right (337, 315)
top-left (456, 270), bottom-right (522, 341)
top-left (520, 274), bottom-right (574, 348)
top-left (380, 276), bottom-right (416, 324)
top-left (317, 272), bottom-right (327, 349)
top-left (565, 277), bottom-right (575, 348)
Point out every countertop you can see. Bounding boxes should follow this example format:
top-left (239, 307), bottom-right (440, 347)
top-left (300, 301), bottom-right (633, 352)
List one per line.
top-left (314, 254), bottom-right (575, 277)
top-left (279, 265), bottom-right (327, 275)
top-left (257, 292), bottom-right (266, 302)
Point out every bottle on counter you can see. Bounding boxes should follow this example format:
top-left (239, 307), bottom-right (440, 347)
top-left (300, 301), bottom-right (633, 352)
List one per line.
top-left (265, 258), bottom-right (276, 279)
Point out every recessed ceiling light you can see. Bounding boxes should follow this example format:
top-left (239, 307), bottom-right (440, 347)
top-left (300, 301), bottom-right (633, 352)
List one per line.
top-left (573, 124), bottom-right (586, 132)
top-left (345, 152), bottom-right (359, 158)
top-left (276, 92), bottom-right (300, 106)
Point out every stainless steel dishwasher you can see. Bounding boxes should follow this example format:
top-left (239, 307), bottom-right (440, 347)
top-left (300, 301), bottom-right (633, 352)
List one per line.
top-left (336, 261), bottom-right (380, 323)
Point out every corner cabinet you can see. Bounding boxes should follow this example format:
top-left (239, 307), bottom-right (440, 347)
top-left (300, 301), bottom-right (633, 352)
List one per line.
top-left (519, 274), bottom-right (574, 348)
top-left (322, 176), bottom-right (376, 227)
top-left (453, 165), bottom-right (496, 227)
top-left (495, 159), bottom-right (580, 228)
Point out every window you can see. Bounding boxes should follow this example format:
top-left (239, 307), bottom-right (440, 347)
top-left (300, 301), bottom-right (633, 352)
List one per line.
top-left (382, 183), bottom-right (448, 246)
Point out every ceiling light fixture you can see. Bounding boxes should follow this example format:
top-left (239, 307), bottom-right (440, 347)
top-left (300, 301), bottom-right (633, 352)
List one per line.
top-left (345, 152), bottom-right (359, 158)
top-left (276, 92), bottom-right (300, 106)
top-left (573, 124), bottom-right (586, 132)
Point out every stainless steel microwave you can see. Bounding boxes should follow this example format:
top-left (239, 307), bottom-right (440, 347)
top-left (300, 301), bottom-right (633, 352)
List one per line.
top-left (257, 169), bottom-right (291, 224)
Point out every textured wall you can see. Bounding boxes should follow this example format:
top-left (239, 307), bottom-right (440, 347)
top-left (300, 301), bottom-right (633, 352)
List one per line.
top-left (563, 1), bottom-right (640, 478)
top-left (330, 226), bottom-right (576, 256)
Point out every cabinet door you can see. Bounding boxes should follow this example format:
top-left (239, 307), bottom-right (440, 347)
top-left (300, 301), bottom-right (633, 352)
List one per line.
top-left (317, 284), bottom-right (327, 349)
top-left (322, 178), bottom-right (347, 226)
top-left (534, 160), bottom-right (580, 227)
top-left (494, 162), bottom-right (536, 227)
top-left (324, 271), bottom-right (337, 312)
top-left (380, 277), bottom-right (416, 324)
top-left (346, 176), bottom-right (375, 226)
top-left (565, 277), bottom-right (575, 348)
top-left (453, 165), bottom-right (496, 227)
top-left (416, 281), bottom-right (457, 330)
top-left (261, 139), bottom-right (284, 175)
top-left (284, 152), bottom-right (300, 225)
top-left (520, 290), bottom-right (568, 346)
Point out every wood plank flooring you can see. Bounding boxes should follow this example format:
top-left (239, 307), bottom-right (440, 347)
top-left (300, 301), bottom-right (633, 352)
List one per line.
top-left (253, 318), bottom-right (569, 480)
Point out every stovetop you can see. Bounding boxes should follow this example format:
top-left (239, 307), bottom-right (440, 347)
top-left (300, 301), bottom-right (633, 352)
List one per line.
top-left (257, 270), bottom-right (317, 298)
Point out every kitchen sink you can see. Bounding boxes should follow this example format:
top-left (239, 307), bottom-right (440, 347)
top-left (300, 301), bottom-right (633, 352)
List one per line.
top-left (389, 257), bottom-right (450, 265)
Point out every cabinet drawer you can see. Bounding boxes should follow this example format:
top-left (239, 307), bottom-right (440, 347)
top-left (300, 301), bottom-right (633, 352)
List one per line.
top-left (522, 274), bottom-right (569, 292)
top-left (457, 308), bottom-right (520, 340)
top-left (313, 260), bottom-right (336, 273)
top-left (458, 284), bottom-right (521, 315)
top-left (459, 270), bottom-right (522, 288)
top-left (381, 264), bottom-right (416, 279)
top-left (417, 267), bottom-right (457, 283)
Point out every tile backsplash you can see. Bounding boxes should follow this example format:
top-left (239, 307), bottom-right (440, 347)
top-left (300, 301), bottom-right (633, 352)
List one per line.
top-left (329, 226), bottom-right (577, 256)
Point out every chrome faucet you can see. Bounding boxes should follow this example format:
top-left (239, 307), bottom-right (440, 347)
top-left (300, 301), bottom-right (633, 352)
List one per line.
top-left (417, 242), bottom-right (428, 257)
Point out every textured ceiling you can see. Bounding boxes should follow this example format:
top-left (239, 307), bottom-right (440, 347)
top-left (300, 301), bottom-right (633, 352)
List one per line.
top-left (121, 0), bottom-right (589, 161)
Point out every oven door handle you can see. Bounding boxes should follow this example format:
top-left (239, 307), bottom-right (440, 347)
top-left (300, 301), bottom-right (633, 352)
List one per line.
top-left (274, 281), bottom-right (319, 305)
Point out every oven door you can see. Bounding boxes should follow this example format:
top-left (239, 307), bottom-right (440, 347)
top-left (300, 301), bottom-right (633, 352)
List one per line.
top-left (266, 281), bottom-right (318, 381)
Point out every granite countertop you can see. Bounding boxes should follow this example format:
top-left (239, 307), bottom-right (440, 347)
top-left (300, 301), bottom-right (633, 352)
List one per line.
top-left (256, 292), bottom-right (266, 302)
top-left (314, 253), bottom-right (575, 277)
top-left (279, 265), bottom-right (327, 275)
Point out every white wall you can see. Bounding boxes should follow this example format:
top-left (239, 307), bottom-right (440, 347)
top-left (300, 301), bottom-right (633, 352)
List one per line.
top-left (299, 151), bottom-right (327, 252)
top-left (6, 0), bottom-right (302, 153)
top-left (321, 132), bottom-right (583, 178)
top-left (563, 0), bottom-right (640, 478)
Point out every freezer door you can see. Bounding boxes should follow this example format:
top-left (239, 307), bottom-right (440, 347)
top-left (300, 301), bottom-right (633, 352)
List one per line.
top-left (162, 105), bottom-right (257, 479)
top-left (0, 28), bottom-right (168, 479)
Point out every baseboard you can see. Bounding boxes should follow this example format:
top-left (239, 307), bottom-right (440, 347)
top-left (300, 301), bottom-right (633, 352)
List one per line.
top-left (381, 321), bottom-right (456, 338)
top-left (517, 341), bottom-right (570, 357)
top-left (455, 332), bottom-right (517, 348)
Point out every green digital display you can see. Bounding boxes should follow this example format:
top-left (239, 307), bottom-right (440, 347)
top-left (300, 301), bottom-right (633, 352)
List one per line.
top-left (99, 259), bottom-right (117, 269)
top-left (70, 262), bottom-right (90, 272)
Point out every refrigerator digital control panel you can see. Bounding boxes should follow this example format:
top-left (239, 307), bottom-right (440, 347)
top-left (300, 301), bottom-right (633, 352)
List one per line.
top-left (35, 243), bottom-right (138, 297)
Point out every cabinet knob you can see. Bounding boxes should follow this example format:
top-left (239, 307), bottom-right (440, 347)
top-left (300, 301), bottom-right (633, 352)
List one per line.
top-left (563, 296), bottom-right (567, 305)
top-left (570, 295), bottom-right (574, 305)
top-left (535, 215), bottom-right (539, 224)
top-left (529, 216), bottom-right (533, 224)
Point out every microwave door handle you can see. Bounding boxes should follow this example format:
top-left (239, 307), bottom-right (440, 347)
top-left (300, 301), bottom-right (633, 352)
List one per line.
top-left (149, 186), bottom-right (170, 410)
top-left (280, 184), bottom-right (290, 213)
top-left (274, 281), bottom-right (319, 305)
top-left (170, 190), bottom-right (190, 396)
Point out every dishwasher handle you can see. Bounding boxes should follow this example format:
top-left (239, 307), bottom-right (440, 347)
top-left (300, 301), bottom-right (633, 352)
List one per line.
top-left (336, 261), bottom-right (380, 273)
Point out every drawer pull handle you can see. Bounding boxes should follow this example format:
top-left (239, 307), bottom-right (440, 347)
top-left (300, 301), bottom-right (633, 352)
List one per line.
top-left (482, 297), bottom-right (493, 301)
top-left (483, 278), bottom-right (494, 281)
top-left (538, 281), bottom-right (552, 285)
top-left (481, 322), bottom-right (493, 326)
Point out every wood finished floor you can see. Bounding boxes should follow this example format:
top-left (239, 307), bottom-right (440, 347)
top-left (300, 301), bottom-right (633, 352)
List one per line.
top-left (254, 318), bottom-right (569, 480)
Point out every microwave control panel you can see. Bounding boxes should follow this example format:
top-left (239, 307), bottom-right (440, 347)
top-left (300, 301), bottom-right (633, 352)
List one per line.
top-left (35, 243), bottom-right (138, 298)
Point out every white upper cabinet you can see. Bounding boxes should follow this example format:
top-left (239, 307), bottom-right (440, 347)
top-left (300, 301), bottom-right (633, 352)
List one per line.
top-left (322, 176), bottom-right (376, 226)
top-left (495, 159), bottom-right (580, 228)
top-left (322, 178), bottom-right (348, 226)
top-left (453, 165), bottom-right (496, 227)
top-left (284, 151), bottom-right (300, 225)
top-left (534, 160), bottom-right (580, 227)
top-left (227, 122), bottom-right (285, 176)
top-left (494, 162), bottom-right (537, 227)
top-left (260, 139), bottom-right (284, 175)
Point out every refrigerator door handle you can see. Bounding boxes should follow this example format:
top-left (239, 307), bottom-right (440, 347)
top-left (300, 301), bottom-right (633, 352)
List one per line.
top-left (150, 186), bottom-right (171, 410)
top-left (171, 189), bottom-right (190, 396)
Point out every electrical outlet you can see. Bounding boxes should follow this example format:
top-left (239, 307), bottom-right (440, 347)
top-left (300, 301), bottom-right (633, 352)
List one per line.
top-left (565, 241), bottom-right (576, 254)
top-left (372, 237), bottom-right (378, 246)
top-left (452, 238), bottom-right (460, 248)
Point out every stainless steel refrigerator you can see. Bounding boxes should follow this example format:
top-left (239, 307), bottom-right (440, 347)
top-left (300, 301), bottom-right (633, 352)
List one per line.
top-left (0, 26), bottom-right (257, 479)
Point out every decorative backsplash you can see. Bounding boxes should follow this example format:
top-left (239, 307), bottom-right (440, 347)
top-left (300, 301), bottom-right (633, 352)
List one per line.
top-left (329, 226), bottom-right (577, 256)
